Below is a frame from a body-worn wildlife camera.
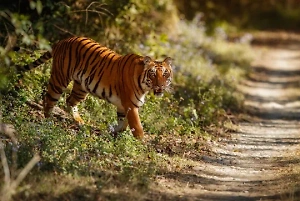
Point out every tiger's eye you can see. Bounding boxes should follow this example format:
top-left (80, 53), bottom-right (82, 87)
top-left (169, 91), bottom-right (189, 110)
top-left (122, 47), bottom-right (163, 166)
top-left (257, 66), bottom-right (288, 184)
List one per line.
top-left (150, 74), bottom-right (156, 79)
top-left (163, 71), bottom-right (169, 77)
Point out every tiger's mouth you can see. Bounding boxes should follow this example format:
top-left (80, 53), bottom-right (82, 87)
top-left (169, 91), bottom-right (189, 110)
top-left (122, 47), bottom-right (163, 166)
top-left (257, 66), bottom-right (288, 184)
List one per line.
top-left (153, 89), bottom-right (164, 97)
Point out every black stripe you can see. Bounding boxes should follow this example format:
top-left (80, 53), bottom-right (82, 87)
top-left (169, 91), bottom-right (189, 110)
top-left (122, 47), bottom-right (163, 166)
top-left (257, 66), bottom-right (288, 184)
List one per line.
top-left (142, 70), bottom-right (148, 82)
top-left (88, 53), bottom-right (104, 80)
top-left (106, 55), bottom-right (116, 72)
top-left (71, 90), bottom-right (86, 99)
top-left (137, 75), bottom-right (144, 92)
top-left (26, 51), bottom-right (52, 70)
top-left (114, 85), bottom-right (119, 96)
top-left (56, 70), bottom-right (66, 88)
top-left (66, 40), bottom-right (74, 79)
top-left (75, 39), bottom-right (94, 78)
top-left (54, 41), bottom-right (69, 86)
top-left (115, 58), bottom-right (122, 97)
top-left (92, 68), bottom-right (105, 94)
top-left (87, 48), bottom-right (111, 80)
top-left (49, 82), bottom-right (62, 94)
top-left (83, 43), bottom-right (98, 59)
top-left (82, 44), bottom-right (101, 75)
top-left (134, 94), bottom-right (142, 104)
top-left (74, 80), bottom-right (81, 85)
top-left (89, 46), bottom-right (103, 65)
top-left (101, 88), bottom-right (105, 98)
top-left (98, 52), bottom-right (114, 75)
top-left (87, 72), bottom-right (95, 86)
top-left (74, 40), bottom-right (85, 74)
top-left (97, 48), bottom-right (110, 57)
top-left (132, 66), bottom-right (144, 96)
top-left (130, 100), bottom-right (139, 108)
top-left (133, 90), bottom-right (142, 104)
top-left (78, 88), bottom-right (86, 94)
top-left (90, 50), bottom-right (112, 79)
top-left (109, 85), bottom-right (112, 97)
top-left (76, 42), bottom-right (93, 77)
top-left (121, 54), bottom-right (135, 69)
top-left (91, 52), bottom-right (114, 94)
top-left (120, 54), bottom-right (135, 90)
top-left (84, 77), bottom-right (90, 90)
top-left (117, 112), bottom-right (126, 117)
top-left (46, 93), bottom-right (59, 102)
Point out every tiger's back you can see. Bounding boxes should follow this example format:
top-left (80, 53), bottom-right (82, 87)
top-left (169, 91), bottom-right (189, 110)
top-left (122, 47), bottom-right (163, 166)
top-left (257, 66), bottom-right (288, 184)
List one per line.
top-left (50, 37), bottom-right (122, 107)
top-left (23, 36), bottom-right (173, 139)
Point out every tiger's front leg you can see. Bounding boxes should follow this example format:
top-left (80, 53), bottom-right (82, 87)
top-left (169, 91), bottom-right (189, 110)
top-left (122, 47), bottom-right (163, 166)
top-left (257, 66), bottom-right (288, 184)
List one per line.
top-left (126, 107), bottom-right (144, 139)
top-left (113, 110), bottom-right (128, 136)
top-left (113, 107), bottom-right (144, 139)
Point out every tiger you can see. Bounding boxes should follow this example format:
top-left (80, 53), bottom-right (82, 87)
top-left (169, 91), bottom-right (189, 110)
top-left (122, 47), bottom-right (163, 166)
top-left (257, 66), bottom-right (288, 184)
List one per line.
top-left (20, 36), bottom-right (173, 139)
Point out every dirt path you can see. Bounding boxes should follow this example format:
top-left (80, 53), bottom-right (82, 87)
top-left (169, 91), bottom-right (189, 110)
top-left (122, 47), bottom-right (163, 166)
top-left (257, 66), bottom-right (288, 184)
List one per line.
top-left (148, 43), bottom-right (300, 200)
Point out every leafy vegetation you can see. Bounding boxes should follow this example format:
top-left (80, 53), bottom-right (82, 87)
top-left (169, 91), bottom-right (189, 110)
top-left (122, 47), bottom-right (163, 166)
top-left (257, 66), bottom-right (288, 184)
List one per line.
top-left (0, 0), bottom-right (254, 200)
top-left (174, 0), bottom-right (300, 33)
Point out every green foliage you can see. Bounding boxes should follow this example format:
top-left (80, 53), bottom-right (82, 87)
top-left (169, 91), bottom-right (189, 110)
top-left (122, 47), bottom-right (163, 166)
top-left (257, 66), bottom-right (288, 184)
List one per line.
top-left (173, 0), bottom-right (300, 32)
top-left (111, 0), bottom-right (177, 44)
top-left (0, 68), bottom-right (9, 90)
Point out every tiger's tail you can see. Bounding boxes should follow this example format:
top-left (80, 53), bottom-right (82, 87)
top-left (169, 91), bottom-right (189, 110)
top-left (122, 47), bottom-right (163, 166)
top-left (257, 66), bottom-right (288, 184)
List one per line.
top-left (16, 51), bottom-right (52, 73)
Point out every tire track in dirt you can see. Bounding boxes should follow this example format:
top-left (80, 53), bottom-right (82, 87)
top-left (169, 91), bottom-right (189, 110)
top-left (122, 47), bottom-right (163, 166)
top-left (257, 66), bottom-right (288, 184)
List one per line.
top-left (148, 43), bottom-right (300, 200)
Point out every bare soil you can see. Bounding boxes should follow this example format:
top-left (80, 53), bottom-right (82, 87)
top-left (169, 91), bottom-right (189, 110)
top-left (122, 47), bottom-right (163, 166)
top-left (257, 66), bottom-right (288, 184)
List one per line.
top-left (147, 36), bottom-right (300, 201)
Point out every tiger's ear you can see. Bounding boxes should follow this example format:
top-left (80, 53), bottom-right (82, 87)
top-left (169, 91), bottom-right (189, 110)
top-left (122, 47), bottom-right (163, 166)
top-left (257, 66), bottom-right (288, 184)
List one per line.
top-left (164, 57), bottom-right (173, 66)
top-left (143, 56), bottom-right (152, 65)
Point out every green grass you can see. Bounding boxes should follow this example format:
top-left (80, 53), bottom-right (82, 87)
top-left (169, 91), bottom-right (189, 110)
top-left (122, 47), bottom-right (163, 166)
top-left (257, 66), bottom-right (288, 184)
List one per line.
top-left (0, 20), bottom-right (253, 200)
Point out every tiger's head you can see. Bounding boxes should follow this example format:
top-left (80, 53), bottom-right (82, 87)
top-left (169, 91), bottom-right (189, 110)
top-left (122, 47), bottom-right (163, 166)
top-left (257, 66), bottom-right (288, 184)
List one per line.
top-left (142, 56), bottom-right (173, 97)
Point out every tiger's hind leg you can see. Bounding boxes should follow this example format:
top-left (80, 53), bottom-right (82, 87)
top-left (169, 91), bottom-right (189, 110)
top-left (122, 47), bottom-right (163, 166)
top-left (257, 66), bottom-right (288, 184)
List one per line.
top-left (66, 81), bottom-right (88, 125)
top-left (43, 80), bottom-right (65, 118)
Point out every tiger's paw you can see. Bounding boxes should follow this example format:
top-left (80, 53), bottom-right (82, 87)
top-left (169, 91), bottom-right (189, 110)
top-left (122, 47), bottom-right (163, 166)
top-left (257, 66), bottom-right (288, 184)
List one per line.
top-left (132, 130), bottom-right (144, 140)
top-left (69, 106), bottom-right (85, 125)
top-left (73, 114), bottom-right (85, 125)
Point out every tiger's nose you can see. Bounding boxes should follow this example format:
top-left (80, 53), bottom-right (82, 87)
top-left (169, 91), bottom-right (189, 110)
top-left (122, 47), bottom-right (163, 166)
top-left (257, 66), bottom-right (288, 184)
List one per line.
top-left (154, 85), bottom-right (164, 91)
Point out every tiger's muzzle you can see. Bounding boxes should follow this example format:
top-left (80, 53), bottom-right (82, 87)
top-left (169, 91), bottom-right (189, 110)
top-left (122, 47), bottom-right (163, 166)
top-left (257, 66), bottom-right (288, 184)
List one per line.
top-left (153, 86), bottom-right (165, 97)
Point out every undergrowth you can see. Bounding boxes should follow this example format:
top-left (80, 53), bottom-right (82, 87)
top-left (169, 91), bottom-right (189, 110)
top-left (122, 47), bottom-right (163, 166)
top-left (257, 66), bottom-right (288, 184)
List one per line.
top-left (0, 18), bottom-right (253, 201)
